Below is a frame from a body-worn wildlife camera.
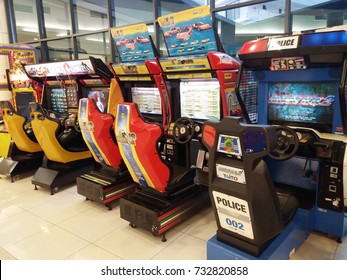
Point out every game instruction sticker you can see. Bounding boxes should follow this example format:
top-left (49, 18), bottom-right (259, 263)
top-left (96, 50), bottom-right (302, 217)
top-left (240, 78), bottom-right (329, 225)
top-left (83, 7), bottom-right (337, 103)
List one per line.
top-left (111, 23), bottom-right (155, 63)
top-left (158, 5), bottom-right (218, 57)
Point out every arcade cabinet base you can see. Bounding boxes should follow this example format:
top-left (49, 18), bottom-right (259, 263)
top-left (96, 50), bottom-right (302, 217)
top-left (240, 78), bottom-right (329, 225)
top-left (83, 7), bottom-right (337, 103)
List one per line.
top-left (120, 185), bottom-right (210, 241)
top-left (207, 208), bottom-right (311, 260)
top-left (32, 158), bottom-right (94, 195)
top-left (0, 152), bottom-right (43, 182)
top-left (76, 170), bottom-right (136, 210)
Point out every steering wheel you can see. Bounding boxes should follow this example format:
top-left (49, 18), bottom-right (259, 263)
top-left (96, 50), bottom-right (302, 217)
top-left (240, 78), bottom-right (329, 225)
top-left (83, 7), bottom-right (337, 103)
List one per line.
top-left (73, 115), bottom-right (81, 132)
top-left (268, 126), bottom-right (299, 161)
top-left (173, 117), bottom-right (195, 144)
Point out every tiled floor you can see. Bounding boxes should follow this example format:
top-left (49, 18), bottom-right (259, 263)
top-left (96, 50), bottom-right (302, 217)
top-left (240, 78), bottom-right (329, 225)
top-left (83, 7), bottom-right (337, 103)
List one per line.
top-left (0, 173), bottom-right (346, 260)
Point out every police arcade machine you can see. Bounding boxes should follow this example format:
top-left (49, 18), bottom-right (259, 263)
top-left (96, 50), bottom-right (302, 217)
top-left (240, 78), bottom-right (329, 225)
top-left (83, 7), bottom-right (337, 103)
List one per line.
top-left (206, 25), bottom-right (347, 260)
top-left (114, 6), bottom-right (240, 241)
top-left (75, 28), bottom-right (147, 209)
top-left (23, 58), bottom-right (108, 194)
top-left (0, 45), bottom-right (43, 181)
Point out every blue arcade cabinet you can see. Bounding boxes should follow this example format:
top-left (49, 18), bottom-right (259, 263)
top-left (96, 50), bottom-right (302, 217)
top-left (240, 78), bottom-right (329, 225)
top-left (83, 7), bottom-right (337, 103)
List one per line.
top-left (206, 25), bottom-right (347, 259)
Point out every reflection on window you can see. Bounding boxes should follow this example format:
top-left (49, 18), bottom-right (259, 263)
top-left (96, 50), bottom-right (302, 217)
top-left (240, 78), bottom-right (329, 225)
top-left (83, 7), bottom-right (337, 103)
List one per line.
top-left (77, 33), bottom-right (111, 63)
top-left (158, 0), bottom-right (197, 17)
top-left (292, 0), bottom-right (347, 31)
top-left (47, 39), bottom-right (73, 61)
top-left (43, 0), bottom-right (72, 38)
top-left (13, 0), bottom-right (39, 42)
top-left (215, 0), bottom-right (251, 8)
top-left (111, 0), bottom-right (153, 26)
top-left (74, 0), bottom-right (108, 33)
top-left (216, 1), bottom-right (285, 59)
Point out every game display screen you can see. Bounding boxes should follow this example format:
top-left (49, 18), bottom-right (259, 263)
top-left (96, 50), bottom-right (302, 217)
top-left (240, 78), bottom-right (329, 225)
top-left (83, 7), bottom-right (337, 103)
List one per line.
top-left (131, 86), bottom-right (162, 115)
top-left (50, 88), bottom-right (68, 114)
top-left (180, 79), bottom-right (220, 121)
top-left (267, 82), bottom-right (336, 132)
top-left (87, 88), bottom-right (110, 114)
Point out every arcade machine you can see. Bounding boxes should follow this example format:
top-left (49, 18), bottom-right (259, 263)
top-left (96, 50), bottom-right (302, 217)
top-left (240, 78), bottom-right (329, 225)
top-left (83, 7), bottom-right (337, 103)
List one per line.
top-left (156, 6), bottom-right (240, 191)
top-left (206, 25), bottom-right (347, 259)
top-left (76, 52), bottom-right (137, 209)
top-left (0, 45), bottom-right (43, 181)
top-left (115, 6), bottom-right (240, 241)
top-left (23, 58), bottom-right (109, 194)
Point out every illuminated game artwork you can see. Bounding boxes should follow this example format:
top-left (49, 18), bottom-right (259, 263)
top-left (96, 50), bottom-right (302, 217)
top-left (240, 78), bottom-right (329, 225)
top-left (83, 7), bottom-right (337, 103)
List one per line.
top-left (111, 23), bottom-right (155, 62)
top-left (158, 5), bottom-right (218, 57)
top-left (87, 88), bottom-right (109, 114)
top-left (267, 82), bottom-right (336, 129)
top-left (131, 86), bottom-right (162, 115)
top-left (180, 79), bottom-right (220, 120)
top-left (0, 45), bottom-right (37, 89)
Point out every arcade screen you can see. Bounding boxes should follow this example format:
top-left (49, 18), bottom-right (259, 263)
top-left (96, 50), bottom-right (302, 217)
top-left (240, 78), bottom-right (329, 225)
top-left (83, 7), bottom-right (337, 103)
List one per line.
top-left (180, 79), bottom-right (220, 121)
top-left (15, 92), bottom-right (36, 121)
top-left (50, 88), bottom-right (68, 114)
top-left (268, 82), bottom-right (336, 132)
top-left (131, 86), bottom-right (162, 115)
top-left (87, 88), bottom-right (109, 113)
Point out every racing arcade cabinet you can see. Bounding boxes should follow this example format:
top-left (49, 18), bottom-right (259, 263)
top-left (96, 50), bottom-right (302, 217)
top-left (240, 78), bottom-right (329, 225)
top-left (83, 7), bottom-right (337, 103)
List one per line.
top-left (0, 45), bottom-right (43, 181)
top-left (76, 23), bottom-right (160, 209)
top-left (157, 6), bottom-right (241, 188)
top-left (76, 55), bottom-right (137, 209)
top-left (207, 25), bottom-right (347, 259)
top-left (23, 58), bottom-right (107, 194)
top-left (116, 6), bottom-right (240, 241)
top-left (111, 23), bottom-right (194, 240)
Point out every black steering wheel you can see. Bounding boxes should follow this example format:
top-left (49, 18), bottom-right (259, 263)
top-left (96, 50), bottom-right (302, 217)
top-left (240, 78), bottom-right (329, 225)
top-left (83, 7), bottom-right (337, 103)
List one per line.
top-left (173, 117), bottom-right (195, 144)
top-left (73, 115), bottom-right (81, 132)
top-left (268, 126), bottom-right (299, 161)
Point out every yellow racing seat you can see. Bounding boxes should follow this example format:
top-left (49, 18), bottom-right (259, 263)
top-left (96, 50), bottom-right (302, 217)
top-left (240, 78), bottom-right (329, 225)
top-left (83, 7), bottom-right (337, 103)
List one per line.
top-left (30, 104), bottom-right (91, 163)
top-left (1, 101), bottom-right (42, 153)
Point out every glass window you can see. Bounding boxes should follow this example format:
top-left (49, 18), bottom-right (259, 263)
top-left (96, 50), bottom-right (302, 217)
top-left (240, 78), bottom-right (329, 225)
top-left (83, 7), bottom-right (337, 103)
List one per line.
top-left (13, 0), bottom-right (39, 42)
top-left (111, 0), bottom-right (154, 26)
top-left (158, 0), bottom-right (199, 17)
top-left (73, 0), bottom-right (109, 33)
top-left (215, 0), bottom-right (254, 8)
top-left (47, 38), bottom-right (74, 61)
top-left (292, 0), bottom-right (347, 31)
top-left (215, 0), bottom-right (285, 59)
top-left (77, 32), bottom-right (111, 63)
top-left (43, 0), bottom-right (72, 38)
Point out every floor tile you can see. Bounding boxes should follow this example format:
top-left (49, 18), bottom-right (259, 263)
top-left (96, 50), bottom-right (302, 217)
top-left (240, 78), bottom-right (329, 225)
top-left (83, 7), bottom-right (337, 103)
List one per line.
top-left (290, 232), bottom-right (338, 260)
top-left (152, 233), bottom-right (207, 260)
top-left (4, 226), bottom-right (89, 259)
top-left (0, 247), bottom-right (17, 260)
top-left (0, 200), bottom-right (25, 221)
top-left (0, 211), bottom-right (53, 247)
top-left (185, 208), bottom-right (217, 241)
top-left (58, 206), bottom-right (127, 242)
top-left (6, 186), bottom-right (68, 210)
top-left (66, 244), bottom-right (122, 260)
top-left (28, 192), bottom-right (93, 224)
top-left (94, 225), bottom-right (183, 260)
top-left (1, 168), bottom-right (347, 260)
